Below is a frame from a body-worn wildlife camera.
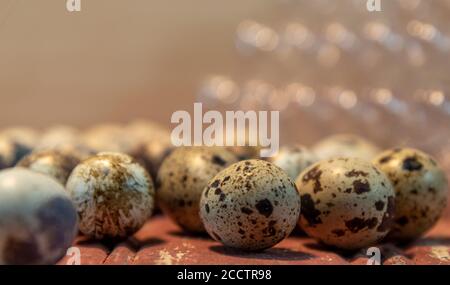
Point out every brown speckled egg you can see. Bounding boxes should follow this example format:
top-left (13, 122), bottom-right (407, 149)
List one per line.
top-left (268, 145), bottom-right (318, 181)
top-left (296, 158), bottom-right (395, 250)
top-left (373, 148), bottom-right (448, 241)
top-left (313, 134), bottom-right (380, 161)
top-left (200, 159), bottom-right (301, 251)
top-left (157, 147), bottom-right (238, 232)
top-left (16, 150), bottom-right (81, 185)
top-left (0, 168), bottom-right (78, 265)
top-left (66, 152), bottom-right (154, 240)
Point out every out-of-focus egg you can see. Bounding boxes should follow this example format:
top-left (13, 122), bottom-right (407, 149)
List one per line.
top-left (1, 127), bottom-right (39, 160)
top-left (156, 147), bottom-right (237, 232)
top-left (0, 168), bottom-right (78, 264)
top-left (17, 150), bottom-right (81, 185)
top-left (268, 145), bottom-right (318, 181)
top-left (373, 148), bottom-right (448, 241)
top-left (312, 134), bottom-right (380, 161)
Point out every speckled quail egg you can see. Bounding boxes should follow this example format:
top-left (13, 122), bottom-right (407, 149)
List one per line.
top-left (373, 148), bottom-right (448, 241)
top-left (312, 134), bottom-right (380, 161)
top-left (66, 152), bottom-right (154, 240)
top-left (296, 157), bottom-right (395, 250)
top-left (200, 159), bottom-right (301, 251)
top-left (157, 147), bottom-right (238, 232)
top-left (0, 168), bottom-right (78, 265)
top-left (268, 145), bottom-right (318, 181)
top-left (16, 150), bottom-right (81, 185)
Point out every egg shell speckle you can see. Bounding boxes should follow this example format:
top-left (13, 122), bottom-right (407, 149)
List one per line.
top-left (296, 157), bottom-right (395, 250)
top-left (66, 152), bottom-right (154, 240)
top-left (0, 168), bottom-right (78, 265)
top-left (268, 145), bottom-right (318, 181)
top-left (373, 148), bottom-right (448, 241)
top-left (200, 159), bottom-right (301, 251)
top-left (156, 147), bottom-right (238, 233)
top-left (17, 150), bottom-right (81, 185)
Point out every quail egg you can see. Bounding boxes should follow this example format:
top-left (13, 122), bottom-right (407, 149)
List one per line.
top-left (200, 159), bottom-right (301, 251)
top-left (373, 148), bottom-right (448, 241)
top-left (131, 140), bottom-right (173, 181)
top-left (0, 168), bottom-right (78, 265)
top-left (16, 150), bottom-right (81, 185)
top-left (296, 158), bottom-right (395, 250)
top-left (66, 152), bottom-right (154, 239)
top-left (1, 127), bottom-right (39, 161)
top-left (313, 134), bottom-right (380, 161)
top-left (36, 125), bottom-right (94, 159)
top-left (157, 147), bottom-right (237, 232)
top-left (82, 124), bottom-right (136, 153)
top-left (127, 120), bottom-right (173, 180)
top-left (0, 137), bottom-right (16, 169)
top-left (268, 145), bottom-right (318, 181)
top-left (227, 145), bottom-right (261, 161)
top-left (36, 125), bottom-right (79, 151)
top-left (126, 119), bottom-right (171, 145)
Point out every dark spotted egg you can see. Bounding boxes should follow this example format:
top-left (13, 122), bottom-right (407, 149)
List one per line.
top-left (373, 148), bottom-right (448, 241)
top-left (16, 149), bottom-right (81, 185)
top-left (156, 147), bottom-right (238, 233)
top-left (296, 158), bottom-right (395, 250)
top-left (200, 159), bottom-right (301, 251)
top-left (0, 168), bottom-right (78, 265)
top-left (66, 152), bottom-right (154, 240)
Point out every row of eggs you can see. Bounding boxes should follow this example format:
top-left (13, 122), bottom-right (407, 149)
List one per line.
top-left (0, 123), bottom-right (448, 264)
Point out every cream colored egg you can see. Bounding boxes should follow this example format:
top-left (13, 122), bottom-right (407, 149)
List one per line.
top-left (313, 134), bottom-right (380, 161)
top-left (269, 145), bottom-right (318, 181)
top-left (373, 148), bottom-right (448, 241)
top-left (296, 158), bottom-right (395, 250)
top-left (66, 152), bottom-right (154, 239)
top-left (200, 159), bottom-right (301, 251)
top-left (157, 147), bottom-right (237, 232)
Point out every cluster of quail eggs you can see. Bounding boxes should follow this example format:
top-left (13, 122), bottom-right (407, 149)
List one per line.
top-left (0, 120), bottom-right (169, 264)
top-left (156, 133), bottom-right (448, 251)
top-left (0, 124), bottom-right (448, 263)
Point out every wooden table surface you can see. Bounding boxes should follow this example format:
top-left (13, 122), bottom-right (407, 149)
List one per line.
top-left (57, 210), bottom-right (450, 265)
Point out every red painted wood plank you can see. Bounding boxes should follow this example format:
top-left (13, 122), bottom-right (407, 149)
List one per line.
top-left (58, 214), bottom-right (450, 265)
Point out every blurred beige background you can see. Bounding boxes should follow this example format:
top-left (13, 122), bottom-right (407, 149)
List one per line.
top-left (0, 0), bottom-right (273, 128)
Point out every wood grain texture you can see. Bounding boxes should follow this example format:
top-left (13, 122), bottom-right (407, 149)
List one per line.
top-left (57, 213), bottom-right (450, 265)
